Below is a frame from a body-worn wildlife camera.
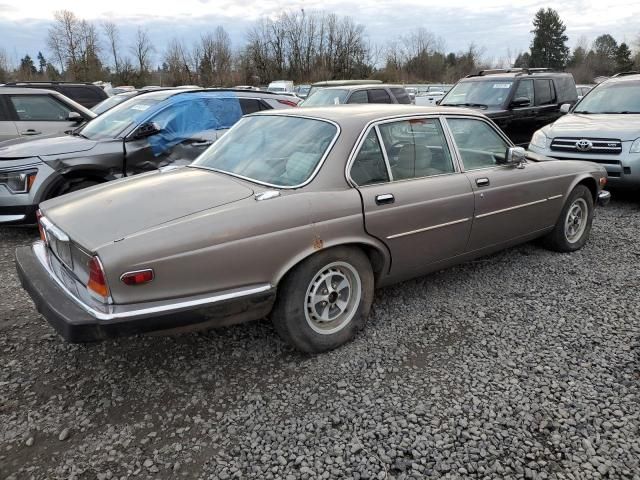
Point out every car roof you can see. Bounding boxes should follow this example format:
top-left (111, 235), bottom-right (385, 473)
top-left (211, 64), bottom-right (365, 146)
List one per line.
top-left (319, 84), bottom-right (404, 91)
top-left (251, 104), bottom-right (483, 124)
top-left (604, 73), bottom-right (640, 84)
top-left (132, 88), bottom-right (296, 102)
top-left (0, 86), bottom-right (66, 95)
top-left (311, 80), bottom-right (383, 87)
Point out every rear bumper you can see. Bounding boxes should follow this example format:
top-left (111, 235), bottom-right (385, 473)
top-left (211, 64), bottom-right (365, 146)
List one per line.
top-left (15, 242), bottom-right (276, 342)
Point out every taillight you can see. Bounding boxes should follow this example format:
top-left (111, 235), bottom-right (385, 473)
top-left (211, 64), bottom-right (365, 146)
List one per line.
top-left (87, 256), bottom-right (110, 300)
top-left (36, 210), bottom-right (47, 243)
top-left (599, 176), bottom-right (607, 187)
top-left (277, 99), bottom-right (299, 107)
top-left (120, 269), bottom-right (154, 286)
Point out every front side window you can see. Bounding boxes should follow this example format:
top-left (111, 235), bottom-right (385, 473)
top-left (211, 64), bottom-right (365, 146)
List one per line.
top-left (347, 90), bottom-right (368, 104)
top-left (350, 129), bottom-right (389, 186)
top-left (442, 80), bottom-right (514, 108)
top-left (378, 118), bottom-right (454, 180)
top-left (9, 95), bottom-right (72, 121)
top-left (447, 118), bottom-right (510, 170)
top-left (303, 89), bottom-right (349, 106)
top-left (193, 115), bottom-right (338, 187)
top-left (513, 80), bottom-right (534, 106)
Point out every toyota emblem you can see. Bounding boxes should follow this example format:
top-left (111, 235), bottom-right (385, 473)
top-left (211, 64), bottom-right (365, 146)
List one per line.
top-left (575, 139), bottom-right (593, 152)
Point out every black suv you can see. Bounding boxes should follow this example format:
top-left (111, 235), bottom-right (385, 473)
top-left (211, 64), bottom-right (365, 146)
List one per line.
top-left (2, 82), bottom-right (108, 109)
top-left (440, 69), bottom-right (578, 145)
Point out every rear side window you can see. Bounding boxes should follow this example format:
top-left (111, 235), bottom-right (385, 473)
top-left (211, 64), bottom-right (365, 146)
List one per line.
top-left (9, 95), bottom-right (72, 121)
top-left (390, 87), bottom-right (412, 104)
top-left (534, 80), bottom-right (555, 105)
top-left (347, 90), bottom-right (369, 104)
top-left (239, 98), bottom-right (263, 115)
top-left (61, 86), bottom-right (105, 106)
top-left (368, 89), bottom-right (393, 104)
top-left (350, 129), bottom-right (389, 186)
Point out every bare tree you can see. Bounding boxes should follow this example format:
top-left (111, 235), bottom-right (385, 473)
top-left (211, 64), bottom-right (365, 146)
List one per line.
top-left (102, 21), bottom-right (120, 78)
top-left (130, 26), bottom-right (154, 84)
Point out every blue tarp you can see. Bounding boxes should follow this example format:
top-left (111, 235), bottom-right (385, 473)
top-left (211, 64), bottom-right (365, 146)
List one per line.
top-left (143, 91), bottom-right (243, 156)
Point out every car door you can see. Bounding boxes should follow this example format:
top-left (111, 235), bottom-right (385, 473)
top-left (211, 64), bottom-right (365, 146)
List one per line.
top-left (445, 116), bottom-right (557, 252)
top-left (533, 79), bottom-right (557, 129)
top-left (349, 116), bottom-right (474, 278)
top-left (0, 97), bottom-right (19, 141)
top-left (124, 96), bottom-right (244, 175)
top-left (7, 94), bottom-right (78, 137)
top-left (508, 79), bottom-right (537, 145)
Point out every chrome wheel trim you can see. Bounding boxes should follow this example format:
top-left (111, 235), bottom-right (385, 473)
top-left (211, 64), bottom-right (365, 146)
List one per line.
top-left (304, 261), bottom-right (362, 335)
top-left (564, 198), bottom-right (588, 243)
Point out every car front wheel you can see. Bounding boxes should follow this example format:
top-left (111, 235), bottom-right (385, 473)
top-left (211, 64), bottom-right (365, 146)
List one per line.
top-left (543, 184), bottom-right (594, 252)
top-left (271, 247), bottom-right (374, 353)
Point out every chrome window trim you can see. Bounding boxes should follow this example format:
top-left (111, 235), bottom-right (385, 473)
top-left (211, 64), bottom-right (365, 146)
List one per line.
top-left (374, 125), bottom-right (394, 181)
top-left (345, 114), bottom-right (460, 187)
top-left (387, 217), bottom-right (471, 239)
top-left (190, 114), bottom-right (341, 190)
top-left (32, 241), bottom-right (273, 322)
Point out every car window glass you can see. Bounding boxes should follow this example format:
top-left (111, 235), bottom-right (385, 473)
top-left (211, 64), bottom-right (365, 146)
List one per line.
top-left (514, 80), bottom-right (534, 106)
top-left (443, 80), bottom-right (513, 107)
top-left (0, 100), bottom-right (8, 121)
top-left (350, 129), bottom-right (389, 186)
top-left (390, 87), bottom-right (412, 104)
top-left (378, 118), bottom-right (454, 180)
top-left (368, 89), bottom-right (393, 104)
top-left (9, 95), bottom-right (72, 121)
top-left (347, 90), bottom-right (368, 104)
top-left (239, 98), bottom-right (262, 114)
top-left (534, 79), bottom-right (554, 105)
top-left (447, 118), bottom-right (509, 170)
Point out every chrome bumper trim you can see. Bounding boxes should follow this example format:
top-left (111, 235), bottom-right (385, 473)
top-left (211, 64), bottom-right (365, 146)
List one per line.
top-left (0, 214), bottom-right (26, 222)
top-left (598, 190), bottom-right (611, 206)
top-left (32, 241), bottom-right (273, 322)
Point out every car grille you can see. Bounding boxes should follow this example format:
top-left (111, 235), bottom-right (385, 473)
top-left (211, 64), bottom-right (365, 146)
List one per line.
top-left (550, 137), bottom-right (622, 155)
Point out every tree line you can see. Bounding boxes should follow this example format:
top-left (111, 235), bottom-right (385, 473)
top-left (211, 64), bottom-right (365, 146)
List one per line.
top-left (0, 8), bottom-right (638, 87)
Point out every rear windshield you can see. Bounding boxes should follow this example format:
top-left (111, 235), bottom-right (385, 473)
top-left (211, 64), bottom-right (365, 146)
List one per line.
top-left (442, 80), bottom-right (514, 108)
top-left (574, 81), bottom-right (640, 114)
top-left (303, 89), bottom-right (350, 106)
top-left (193, 115), bottom-right (338, 187)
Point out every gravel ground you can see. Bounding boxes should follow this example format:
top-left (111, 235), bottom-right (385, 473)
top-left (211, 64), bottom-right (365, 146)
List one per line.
top-left (1, 197), bottom-right (639, 480)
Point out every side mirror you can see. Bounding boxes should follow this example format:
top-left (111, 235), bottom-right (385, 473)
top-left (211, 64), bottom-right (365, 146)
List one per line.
top-left (67, 111), bottom-right (83, 123)
top-left (510, 97), bottom-right (531, 108)
top-left (560, 103), bottom-right (571, 114)
top-left (131, 122), bottom-right (162, 140)
top-left (502, 146), bottom-right (526, 166)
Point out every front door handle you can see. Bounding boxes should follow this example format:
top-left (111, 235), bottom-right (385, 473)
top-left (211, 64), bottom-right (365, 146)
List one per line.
top-left (375, 193), bottom-right (395, 205)
top-left (476, 178), bottom-right (490, 187)
top-left (20, 129), bottom-right (41, 136)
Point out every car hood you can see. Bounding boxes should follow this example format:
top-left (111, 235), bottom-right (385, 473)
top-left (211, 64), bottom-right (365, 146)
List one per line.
top-left (545, 114), bottom-right (640, 141)
top-left (41, 167), bottom-right (254, 251)
top-left (0, 134), bottom-right (97, 159)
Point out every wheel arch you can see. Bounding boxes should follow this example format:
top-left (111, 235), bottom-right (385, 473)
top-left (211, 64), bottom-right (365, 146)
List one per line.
top-left (43, 168), bottom-right (115, 199)
top-left (568, 174), bottom-right (598, 204)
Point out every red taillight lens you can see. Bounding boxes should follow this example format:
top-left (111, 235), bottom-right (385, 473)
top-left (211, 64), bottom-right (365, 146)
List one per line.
top-left (599, 176), bottom-right (607, 187)
top-left (277, 99), bottom-right (299, 107)
top-left (120, 269), bottom-right (154, 286)
top-left (87, 257), bottom-right (110, 299)
top-left (37, 210), bottom-right (47, 243)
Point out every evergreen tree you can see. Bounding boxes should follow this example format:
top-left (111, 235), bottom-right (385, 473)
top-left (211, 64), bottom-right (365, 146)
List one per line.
top-left (37, 51), bottom-right (47, 73)
top-left (592, 34), bottom-right (619, 76)
top-left (616, 43), bottom-right (634, 73)
top-left (19, 54), bottom-right (37, 79)
top-left (513, 52), bottom-right (531, 68)
top-left (529, 8), bottom-right (569, 69)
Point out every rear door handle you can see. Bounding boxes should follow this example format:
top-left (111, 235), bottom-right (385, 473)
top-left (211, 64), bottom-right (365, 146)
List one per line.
top-left (375, 193), bottom-right (395, 205)
top-left (476, 178), bottom-right (490, 187)
top-left (20, 129), bottom-right (41, 136)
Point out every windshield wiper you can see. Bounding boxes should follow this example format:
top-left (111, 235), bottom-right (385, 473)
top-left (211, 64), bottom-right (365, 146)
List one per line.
top-left (442, 102), bottom-right (488, 109)
top-left (573, 110), bottom-right (592, 114)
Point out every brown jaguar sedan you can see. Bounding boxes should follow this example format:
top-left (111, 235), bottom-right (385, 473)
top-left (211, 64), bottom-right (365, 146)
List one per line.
top-left (16, 105), bottom-right (610, 352)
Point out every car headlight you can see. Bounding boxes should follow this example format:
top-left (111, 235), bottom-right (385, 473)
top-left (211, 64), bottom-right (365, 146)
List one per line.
top-left (0, 169), bottom-right (37, 193)
top-left (530, 130), bottom-right (548, 150)
top-left (630, 138), bottom-right (640, 153)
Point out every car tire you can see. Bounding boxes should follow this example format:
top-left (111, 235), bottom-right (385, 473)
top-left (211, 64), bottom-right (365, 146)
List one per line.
top-left (543, 185), bottom-right (594, 252)
top-left (271, 246), bottom-right (374, 353)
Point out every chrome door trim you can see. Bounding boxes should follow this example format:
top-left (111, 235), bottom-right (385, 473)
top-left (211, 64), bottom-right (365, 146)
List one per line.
top-left (475, 198), bottom-right (548, 219)
top-left (387, 217), bottom-right (471, 239)
top-left (547, 194), bottom-right (563, 200)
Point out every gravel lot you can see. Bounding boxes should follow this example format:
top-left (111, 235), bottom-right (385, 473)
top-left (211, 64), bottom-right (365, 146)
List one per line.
top-left (1, 197), bottom-right (639, 480)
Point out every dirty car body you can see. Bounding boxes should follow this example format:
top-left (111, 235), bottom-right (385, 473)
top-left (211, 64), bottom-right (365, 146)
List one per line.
top-left (16, 105), bottom-right (610, 352)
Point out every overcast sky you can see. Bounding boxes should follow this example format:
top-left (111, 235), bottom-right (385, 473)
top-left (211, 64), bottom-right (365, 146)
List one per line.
top-left (1, 0), bottom-right (639, 66)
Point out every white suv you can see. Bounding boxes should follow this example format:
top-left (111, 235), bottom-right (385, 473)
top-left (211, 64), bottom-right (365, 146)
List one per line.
top-left (528, 73), bottom-right (640, 187)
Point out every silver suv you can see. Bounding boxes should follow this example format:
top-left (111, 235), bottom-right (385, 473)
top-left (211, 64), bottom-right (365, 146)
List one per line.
top-left (528, 72), bottom-right (640, 187)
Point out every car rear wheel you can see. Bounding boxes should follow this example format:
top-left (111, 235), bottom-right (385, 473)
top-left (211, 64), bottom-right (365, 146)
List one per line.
top-left (271, 247), bottom-right (374, 353)
top-left (543, 185), bottom-right (594, 252)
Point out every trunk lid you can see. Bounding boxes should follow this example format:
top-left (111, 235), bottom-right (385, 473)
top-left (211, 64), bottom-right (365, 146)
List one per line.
top-left (41, 167), bottom-right (254, 251)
